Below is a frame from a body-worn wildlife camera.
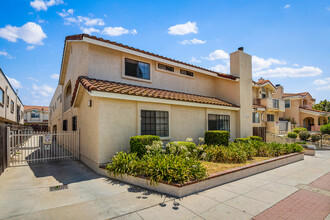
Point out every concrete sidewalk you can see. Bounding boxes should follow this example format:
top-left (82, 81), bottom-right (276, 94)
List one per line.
top-left (0, 151), bottom-right (329, 220)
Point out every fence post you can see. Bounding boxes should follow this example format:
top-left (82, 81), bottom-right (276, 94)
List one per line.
top-left (6, 127), bottom-right (10, 168)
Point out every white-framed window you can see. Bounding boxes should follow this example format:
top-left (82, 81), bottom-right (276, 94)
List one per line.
top-left (141, 110), bottom-right (169, 137)
top-left (267, 114), bottom-right (274, 122)
top-left (208, 114), bottom-right (230, 132)
top-left (125, 58), bottom-right (150, 80)
top-left (285, 100), bottom-right (290, 108)
top-left (31, 110), bottom-right (40, 118)
top-left (253, 112), bottom-right (260, 123)
top-left (158, 63), bottom-right (174, 72)
top-left (180, 69), bottom-right (194, 77)
top-left (0, 88), bottom-right (4, 105)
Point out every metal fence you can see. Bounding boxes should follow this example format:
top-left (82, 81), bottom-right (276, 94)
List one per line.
top-left (9, 129), bottom-right (79, 166)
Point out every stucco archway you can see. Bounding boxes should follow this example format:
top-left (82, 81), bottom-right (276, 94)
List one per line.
top-left (303, 117), bottom-right (314, 131)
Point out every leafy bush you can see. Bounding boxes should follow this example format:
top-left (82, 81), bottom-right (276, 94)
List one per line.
top-left (293, 127), bottom-right (307, 134)
top-left (287, 132), bottom-right (298, 139)
top-left (247, 136), bottom-right (263, 142)
top-left (320, 124), bottom-right (330, 135)
top-left (231, 142), bottom-right (256, 160)
top-left (311, 134), bottom-right (321, 142)
top-left (234, 138), bottom-right (250, 143)
top-left (129, 135), bottom-right (160, 157)
top-left (299, 131), bottom-right (311, 141)
top-left (106, 152), bottom-right (207, 184)
top-left (205, 131), bottom-right (229, 146)
top-left (204, 145), bottom-right (247, 163)
top-left (295, 141), bottom-right (306, 144)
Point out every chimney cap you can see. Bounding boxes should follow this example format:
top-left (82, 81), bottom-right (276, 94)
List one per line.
top-left (275, 84), bottom-right (281, 87)
top-left (238, 47), bottom-right (244, 51)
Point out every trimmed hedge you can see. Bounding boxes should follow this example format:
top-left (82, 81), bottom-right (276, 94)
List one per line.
top-left (234, 138), bottom-right (250, 143)
top-left (293, 127), bottom-right (307, 134)
top-left (299, 131), bottom-right (310, 141)
top-left (205, 130), bottom-right (229, 146)
top-left (287, 132), bottom-right (298, 139)
top-left (247, 136), bottom-right (263, 142)
top-left (311, 133), bottom-right (321, 142)
top-left (320, 123), bottom-right (330, 135)
top-left (129, 135), bottom-right (160, 157)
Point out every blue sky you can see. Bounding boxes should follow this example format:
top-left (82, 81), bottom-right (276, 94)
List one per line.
top-left (0, 0), bottom-right (329, 106)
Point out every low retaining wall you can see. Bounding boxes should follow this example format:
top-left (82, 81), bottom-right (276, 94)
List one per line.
top-left (99, 153), bottom-right (304, 198)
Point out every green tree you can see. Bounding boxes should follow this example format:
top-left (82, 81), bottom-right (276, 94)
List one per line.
top-left (313, 99), bottom-right (330, 112)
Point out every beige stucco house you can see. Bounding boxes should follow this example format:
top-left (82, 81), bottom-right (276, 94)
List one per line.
top-left (252, 78), bottom-right (285, 134)
top-left (273, 86), bottom-right (329, 132)
top-left (24, 106), bottom-right (49, 131)
top-left (49, 34), bottom-right (253, 171)
top-left (0, 68), bottom-right (24, 125)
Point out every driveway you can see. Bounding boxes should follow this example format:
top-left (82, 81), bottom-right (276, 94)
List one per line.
top-left (0, 151), bottom-right (330, 220)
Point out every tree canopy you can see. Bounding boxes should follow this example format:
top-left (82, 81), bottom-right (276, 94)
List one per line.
top-left (313, 99), bottom-right (330, 112)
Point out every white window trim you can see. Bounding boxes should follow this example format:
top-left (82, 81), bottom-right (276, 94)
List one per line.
top-left (121, 55), bottom-right (152, 83)
top-left (285, 99), bottom-right (291, 108)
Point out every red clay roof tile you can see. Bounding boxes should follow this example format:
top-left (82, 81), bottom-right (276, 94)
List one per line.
top-left (72, 76), bottom-right (238, 108)
top-left (24, 105), bottom-right (49, 111)
top-left (299, 107), bottom-right (330, 114)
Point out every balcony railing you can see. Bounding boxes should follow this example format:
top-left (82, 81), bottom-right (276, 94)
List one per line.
top-left (253, 98), bottom-right (285, 112)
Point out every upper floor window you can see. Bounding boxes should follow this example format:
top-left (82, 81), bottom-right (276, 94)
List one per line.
top-left (273, 99), bottom-right (279, 108)
top-left (141, 110), bottom-right (169, 137)
top-left (72, 116), bottom-right (77, 131)
top-left (10, 100), bottom-right (14, 113)
top-left (6, 95), bottom-right (9, 107)
top-left (125, 58), bottom-right (150, 80)
top-left (252, 112), bottom-right (260, 123)
top-left (158, 63), bottom-right (174, 72)
top-left (208, 114), bottom-right (230, 132)
top-left (31, 110), bottom-right (40, 118)
top-left (0, 88), bottom-right (4, 105)
top-left (285, 100), bottom-right (290, 108)
top-left (267, 114), bottom-right (274, 122)
top-left (180, 69), bottom-right (194, 77)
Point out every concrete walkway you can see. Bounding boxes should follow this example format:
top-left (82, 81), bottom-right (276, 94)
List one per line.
top-left (0, 151), bottom-right (330, 220)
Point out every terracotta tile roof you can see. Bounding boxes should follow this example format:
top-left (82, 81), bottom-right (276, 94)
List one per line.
top-left (72, 76), bottom-right (238, 108)
top-left (255, 78), bottom-right (276, 89)
top-left (299, 107), bottom-right (330, 114)
top-left (65, 34), bottom-right (238, 81)
top-left (283, 92), bottom-right (310, 98)
top-left (24, 105), bottom-right (49, 111)
top-left (253, 104), bottom-right (266, 109)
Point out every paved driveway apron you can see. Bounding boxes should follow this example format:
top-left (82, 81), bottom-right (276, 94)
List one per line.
top-left (0, 151), bottom-right (329, 220)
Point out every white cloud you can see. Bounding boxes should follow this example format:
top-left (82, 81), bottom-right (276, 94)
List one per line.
top-left (313, 78), bottom-right (330, 90)
top-left (57, 9), bottom-right (74, 18)
top-left (190, 57), bottom-right (201, 63)
top-left (0, 50), bottom-right (14, 59)
top-left (180, 38), bottom-right (206, 45)
top-left (81, 27), bottom-right (99, 34)
top-left (32, 84), bottom-right (55, 97)
top-left (64, 16), bottom-right (105, 26)
top-left (0, 22), bottom-right (46, 45)
top-left (7, 77), bottom-right (22, 89)
top-left (102, 27), bottom-right (137, 36)
top-left (26, 76), bottom-right (39, 82)
top-left (50, 74), bottom-right (59, 79)
top-left (284, 4), bottom-right (291, 8)
top-left (252, 55), bottom-right (287, 71)
top-left (253, 66), bottom-right (322, 78)
top-left (203, 49), bottom-right (229, 61)
top-left (168, 21), bottom-right (198, 35)
top-left (327, 7), bottom-right (330, 11)
top-left (38, 19), bottom-right (45, 23)
top-left (26, 45), bottom-right (35, 50)
top-left (210, 64), bottom-right (229, 73)
top-left (30, 0), bottom-right (64, 11)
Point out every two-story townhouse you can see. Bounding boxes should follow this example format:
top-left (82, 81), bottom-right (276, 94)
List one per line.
top-left (252, 78), bottom-right (285, 134)
top-left (273, 85), bottom-right (330, 132)
top-left (0, 68), bottom-right (24, 125)
top-left (49, 34), bottom-right (253, 171)
top-left (24, 105), bottom-right (49, 131)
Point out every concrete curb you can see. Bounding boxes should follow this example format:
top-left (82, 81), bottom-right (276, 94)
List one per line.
top-left (99, 153), bottom-right (304, 198)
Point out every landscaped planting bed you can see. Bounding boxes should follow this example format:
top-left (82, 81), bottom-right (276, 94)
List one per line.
top-left (100, 132), bottom-right (304, 197)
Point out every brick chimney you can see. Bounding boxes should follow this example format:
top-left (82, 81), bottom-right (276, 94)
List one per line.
top-left (230, 47), bottom-right (252, 138)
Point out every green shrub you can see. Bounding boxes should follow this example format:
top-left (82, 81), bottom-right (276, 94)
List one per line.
top-left (106, 152), bottom-right (207, 184)
top-left (234, 138), bottom-right (250, 143)
top-left (231, 142), bottom-right (257, 160)
top-left (299, 131), bottom-right (311, 141)
top-left (205, 131), bottom-right (229, 146)
top-left (311, 133), bottom-right (321, 142)
top-left (287, 132), bottom-right (298, 139)
top-left (247, 136), bottom-right (263, 142)
top-left (295, 141), bottom-right (306, 144)
top-left (293, 127), bottom-right (307, 134)
top-left (129, 135), bottom-right (161, 157)
top-left (320, 124), bottom-right (330, 135)
top-left (204, 145), bottom-right (247, 163)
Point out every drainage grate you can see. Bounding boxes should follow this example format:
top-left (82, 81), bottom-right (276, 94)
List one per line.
top-left (49, 184), bottom-right (68, 192)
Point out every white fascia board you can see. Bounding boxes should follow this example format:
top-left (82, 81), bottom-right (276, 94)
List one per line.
top-left (89, 90), bottom-right (240, 111)
top-left (82, 37), bottom-right (239, 82)
top-left (299, 108), bottom-right (329, 116)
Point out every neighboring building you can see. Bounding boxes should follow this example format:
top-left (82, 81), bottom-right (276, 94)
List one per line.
top-left (273, 86), bottom-right (330, 132)
top-left (0, 68), bottom-right (24, 125)
top-left (252, 78), bottom-right (285, 134)
top-left (24, 105), bottom-right (49, 131)
top-left (49, 34), bottom-right (253, 171)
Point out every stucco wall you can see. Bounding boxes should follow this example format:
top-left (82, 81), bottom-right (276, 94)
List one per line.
top-left (96, 97), bottom-right (238, 164)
